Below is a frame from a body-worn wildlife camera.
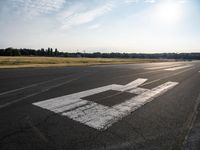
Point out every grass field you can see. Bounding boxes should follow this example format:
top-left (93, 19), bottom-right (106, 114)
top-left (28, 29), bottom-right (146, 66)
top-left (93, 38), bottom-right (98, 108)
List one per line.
top-left (0, 56), bottom-right (171, 69)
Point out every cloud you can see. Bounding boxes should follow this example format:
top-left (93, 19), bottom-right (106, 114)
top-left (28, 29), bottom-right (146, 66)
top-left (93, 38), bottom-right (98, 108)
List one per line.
top-left (178, 0), bottom-right (189, 3)
top-left (125, 0), bottom-right (158, 4)
top-left (88, 23), bottom-right (101, 29)
top-left (144, 0), bottom-right (156, 3)
top-left (10, 0), bottom-right (65, 17)
top-left (125, 0), bottom-right (139, 3)
top-left (60, 1), bottom-right (114, 30)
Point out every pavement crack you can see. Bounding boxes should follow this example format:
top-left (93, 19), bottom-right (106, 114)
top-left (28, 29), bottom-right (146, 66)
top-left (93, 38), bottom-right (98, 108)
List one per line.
top-left (180, 92), bottom-right (200, 150)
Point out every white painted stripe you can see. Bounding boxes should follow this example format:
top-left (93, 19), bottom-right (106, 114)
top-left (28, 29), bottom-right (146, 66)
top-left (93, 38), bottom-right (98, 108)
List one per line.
top-left (66, 84), bottom-right (122, 99)
top-left (33, 84), bottom-right (123, 114)
top-left (141, 66), bottom-right (193, 87)
top-left (164, 65), bottom-right (192, 71)
top-left (114, 78), bottom-right (147, 92)
top-left (34, 98), bottom-right (88, 113)
top-left (34, 98), bottom-right (121, 130)
top-left (33, 79), bottom-right (178, 130)
top-left (62, 103), bottom-right (121, 130)
top-left (145, 65), bottom-right (180, 70)
top-left (114, 82), bottom-right (178, 113)
top-left (128, 87), bottom-right (150, 95)
top-left (65, 81), bottom-right (178, 130)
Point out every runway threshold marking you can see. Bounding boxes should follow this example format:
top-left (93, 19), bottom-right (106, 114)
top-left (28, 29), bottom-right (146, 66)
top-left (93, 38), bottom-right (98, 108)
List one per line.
top-left (33, 78), bottom-right (178, 131)
top-left (164, 65), bottom-right (193, 71)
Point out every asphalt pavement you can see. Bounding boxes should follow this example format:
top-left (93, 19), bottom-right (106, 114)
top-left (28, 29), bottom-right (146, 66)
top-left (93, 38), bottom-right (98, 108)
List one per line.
top-left (0, 61), bottom-right (200, 150)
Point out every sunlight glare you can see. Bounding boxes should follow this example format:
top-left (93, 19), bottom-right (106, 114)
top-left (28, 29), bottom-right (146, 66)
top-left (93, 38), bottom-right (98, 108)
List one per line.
top-left (154, 1), bottom-right (182, 24)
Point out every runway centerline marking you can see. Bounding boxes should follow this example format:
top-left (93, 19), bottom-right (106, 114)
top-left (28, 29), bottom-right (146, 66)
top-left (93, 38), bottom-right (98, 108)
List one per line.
top-left (33, 78), bottom-right (178, 131)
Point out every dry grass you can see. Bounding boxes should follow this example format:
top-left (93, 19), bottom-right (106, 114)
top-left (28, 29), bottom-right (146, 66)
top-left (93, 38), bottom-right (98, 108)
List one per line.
top-left (0, 56), bottom-right (171, 69)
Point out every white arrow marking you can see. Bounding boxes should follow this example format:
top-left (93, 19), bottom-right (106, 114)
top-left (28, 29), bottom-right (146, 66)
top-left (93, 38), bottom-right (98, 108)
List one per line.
top-left (114, 78), bottom-right (147, 92)
top-left (129, 87), bottom-right (150, 95)
top-left (33, 79), bottom-right (178, 130)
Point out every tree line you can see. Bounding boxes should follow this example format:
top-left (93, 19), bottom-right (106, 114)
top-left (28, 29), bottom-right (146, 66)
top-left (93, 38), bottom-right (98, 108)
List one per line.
top-left (0, 47), bottom-right (60, 57)
top-left (0, 47), bottom-right (200, 60)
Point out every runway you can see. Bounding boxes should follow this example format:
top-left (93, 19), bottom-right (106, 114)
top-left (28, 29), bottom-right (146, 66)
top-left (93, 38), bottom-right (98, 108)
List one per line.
top-left (0, 61), bottom-right (200, 150)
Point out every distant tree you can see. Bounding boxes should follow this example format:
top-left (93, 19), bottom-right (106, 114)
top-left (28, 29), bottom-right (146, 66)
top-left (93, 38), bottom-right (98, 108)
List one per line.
top-left (12, 49), bottom-right (21, 56)
top-left (40, 48), bottom-right (45, 56)
top-left (0, 49), bottom-right (5, 56)
top-left (54, 48), bottom-right (58, 56)
top-left (5, 47), bottom-right (13, 56)
top-left (47, 48), bottom-right (52, 56)
top-left (50, 48), bottom-right (53, 56)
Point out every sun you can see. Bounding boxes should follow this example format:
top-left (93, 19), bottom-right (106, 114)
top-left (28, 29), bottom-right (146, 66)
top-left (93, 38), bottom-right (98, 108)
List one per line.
top-left (154, 1), bottom-right (182, 24)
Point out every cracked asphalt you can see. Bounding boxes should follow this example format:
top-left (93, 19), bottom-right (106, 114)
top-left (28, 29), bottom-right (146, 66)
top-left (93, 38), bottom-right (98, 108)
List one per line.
top-left (0, 61), bottom-right (200, 150)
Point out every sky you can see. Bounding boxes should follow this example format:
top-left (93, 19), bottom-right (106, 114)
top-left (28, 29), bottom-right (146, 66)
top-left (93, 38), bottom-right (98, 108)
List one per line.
top-left (0, 0), bottom-right (200, 53)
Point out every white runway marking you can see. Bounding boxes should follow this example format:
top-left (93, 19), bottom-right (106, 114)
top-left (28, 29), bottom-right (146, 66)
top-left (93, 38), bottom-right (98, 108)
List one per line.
top-left (164, 65), bottom-right (193, 71)
top-left (33, 78), bottom-right (178, 131)
top-left (114, 78), bottom-right (147, 92)
top-left (129, 87), bottom-right (150, 95)
top-left (145, 65), bottom-right (180, 70)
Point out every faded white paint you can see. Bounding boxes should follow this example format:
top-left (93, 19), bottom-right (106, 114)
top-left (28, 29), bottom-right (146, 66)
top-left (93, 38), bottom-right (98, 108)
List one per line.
top-left (113, 78), bottom-right (147, 92)
top-left (145, 65), bottom-right (180, 70)
top-left (129, 87), bottom-right (150, 95)
top-left (164, 65), bottom-right (193, 71)
top-left (33, 78), bottom-right (178, 130)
